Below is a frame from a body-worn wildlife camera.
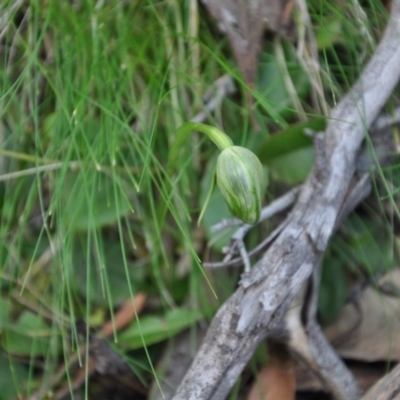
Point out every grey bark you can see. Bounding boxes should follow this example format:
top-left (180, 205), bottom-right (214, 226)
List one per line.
top-left (362, 363), bottom-right (400, 400)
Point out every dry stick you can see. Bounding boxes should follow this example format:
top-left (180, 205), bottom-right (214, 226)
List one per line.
top-left (362, 363), bottom-right (400, 400)
top-left (0, 0), bottom-right (25, 40)
top-left (172, 2), bottom-right (400, 399)
top-left (283, 174), bottom-right (372, 399)
top-left (204, 187), bottom-right (301, 269)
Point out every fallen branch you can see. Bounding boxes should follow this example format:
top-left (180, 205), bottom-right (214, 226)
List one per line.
top-left (362, 363), bottom-right (400, 400)
top-left (172, 2), bottom-right (400, 399)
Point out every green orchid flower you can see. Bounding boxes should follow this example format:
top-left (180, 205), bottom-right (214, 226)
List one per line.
top-left (168, 122), bottom-right (264, 225)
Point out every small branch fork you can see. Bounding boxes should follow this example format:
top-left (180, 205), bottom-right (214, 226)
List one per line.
top-left (205, 187), bottom-right (301, 271)
top-left (172, 2), bottom-right (400, 399)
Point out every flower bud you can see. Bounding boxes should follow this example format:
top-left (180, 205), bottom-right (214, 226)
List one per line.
top-left (216, 146), bottom-right (263, 224)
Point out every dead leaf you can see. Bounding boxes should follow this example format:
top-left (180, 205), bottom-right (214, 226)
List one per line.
top-left (101, 292), bottom-right (147, 337)
top-left (202, 0), bottom-right (292, 85)
top-left (324, 269), bottom-right (400, 362)
top-left (247, 346), bottom-right (296, 400)
top-left (201, 0), bottom-right (294, 128)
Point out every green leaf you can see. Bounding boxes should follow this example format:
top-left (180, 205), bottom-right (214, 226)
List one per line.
top-left (257, 117), bottom-right (326, 164)
top-left (0, 349), bottom-right (29, 400)
top-left (341, 214), bottom-right (397, 275)
top-left (318, 257), bottom-right (349, 323)
top-left (198, 167), bottom-right (217, 226)
top-left (257, 41), bottom-right (310, 120)
top-left (199, 158), bottom-right (236, 251)
top-left (59, 171), bottom-right (132, 231)
top-left (118, 308), bottom-right (203, 350)
top-left (2, 312), bottom-right (52, 357)
top-left (72, 237), bottom-right (146, 306)
top-left (0, 299), bottom-right (11, 330)
top-left (316, 17), bottom-right (344, 50)
top-left (201, 189), bottom-right (237, 252)
top-left (268, 146), bottom-right (315, 184)
top-left (319, 213), bottom-right (396, 324)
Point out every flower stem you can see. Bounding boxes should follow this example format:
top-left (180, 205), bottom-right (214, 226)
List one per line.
top-left (168, 122), bottom-right (233, 170)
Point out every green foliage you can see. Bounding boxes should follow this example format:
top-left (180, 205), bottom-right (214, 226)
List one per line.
top-left (318, 257), bottom-right (350, 323)
top-left (71, 236), bottom-right (146, 306)
top-left (257, 118), bottom-right (326, 162)
top-left (200, 158), bottom-right (238, 251)
top-left (256, 118), bottom-right (326, 184)
top-left (337, 213), bottom-right (397, 276)
top-left (268, 147), bottom-right (315, 184)
top-left (315, 16), bottom-right (344, 49)
top-left (2, 311), bottom-right (55, 357)
top-left (319, 212), bottom-right (397, 323)
top-left (59, 171), bottom-right (133, 231)
top-left (0, 349), bottom-right (29, 400)
top-left (118, 309), bottom-right (203, 350)
top-left (0, 0), bottom-right (397, 397)
top-left (257, 41), bottom-right (310, 121)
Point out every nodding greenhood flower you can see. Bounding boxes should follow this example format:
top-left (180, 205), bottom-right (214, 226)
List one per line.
top-left (168, 122), bottom-right (264, 225)
top-left (216, 146), bottom-right (263, 224)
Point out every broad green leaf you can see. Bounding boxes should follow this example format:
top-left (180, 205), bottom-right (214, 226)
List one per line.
top-left (201, 189), bottom-right (237, 252)
top-left (257, 117), bottom-right (326, 163)
top-left (339, 215), bottom-right (397, 275)
top-left (72, 237), bottom-right (146, 306)
top-left (316, 17), bottom-right (344, 49)
top-left (2, 311), bottom-right (52, 356)
top-left (256, 117), bottom-right (326, 184)
top-left (59, 171), bottom-right (132, 230)
top-left (43, 112), bottom-right (67, 146)
top-left (257, 41), bottom-right (310, 120)
top-left (118, 308), bottom-right (203, 350)
top-left (318, 257), bottom-right (349, 323)
top-left (199, 157), bottom-right (236, 251)
top-left (319, 214), bottom-right (396, 323)
top-left (0, 299), bottom-right (11, 330)
top-left (268, 146), bottom-right (315, 184)
top-left (0, 349), bottom-right (29, 400)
